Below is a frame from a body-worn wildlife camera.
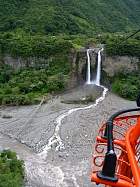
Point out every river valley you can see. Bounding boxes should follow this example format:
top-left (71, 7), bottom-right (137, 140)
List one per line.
top-left (0, 49), bottom-right (137, 187)
top-left (0, 85), bottom-right (136, 187)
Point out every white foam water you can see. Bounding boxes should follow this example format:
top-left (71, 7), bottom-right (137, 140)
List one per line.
top-left (86, 48), bottom-right (103, 85)
top-left (86, 49), bottom-right (94, 84)
top-left (95, 48), bottom-right (103, 86)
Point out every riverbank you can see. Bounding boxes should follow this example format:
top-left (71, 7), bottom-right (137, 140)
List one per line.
top-left (0, 87), bottom-right (136, 187)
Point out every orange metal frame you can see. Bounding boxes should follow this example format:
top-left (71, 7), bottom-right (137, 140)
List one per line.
top-left (91, 109), bottom-right (140, 187)
top-left (125, 117), bottom-right (140, 187)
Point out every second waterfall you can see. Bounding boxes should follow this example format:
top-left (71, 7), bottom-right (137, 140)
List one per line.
top-left (86, 48), bottom-right (103, 86)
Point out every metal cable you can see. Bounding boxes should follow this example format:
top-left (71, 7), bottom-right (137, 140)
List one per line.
top-left (117, 28), bottom-right (140, 46)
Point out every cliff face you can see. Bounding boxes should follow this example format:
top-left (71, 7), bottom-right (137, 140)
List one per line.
top-left (71, 50), bottom-right (140, 83)
top-left (2, 55), bottom-right (50, 69)
top-left (103, 56), bottom-right (139, 77)
top-left (1, 52), bottom-right (140, 86)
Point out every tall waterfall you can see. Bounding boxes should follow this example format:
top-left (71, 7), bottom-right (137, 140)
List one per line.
top-left (95, 49), bottom-right (103, 86)
top-left (86, 49), bottom-right (92, 84)
top-left (86, 48), bottom-right (103, 86)
top-left (86, 49), bottom-right (95, 84)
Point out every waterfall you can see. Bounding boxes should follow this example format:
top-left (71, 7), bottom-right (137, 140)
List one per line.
top-left (86, 49), bottom-right (91, 84)
top-left (86, 49), bottom-right (94, 84)
top-left (95, 49), bottom-right (103, 86)
top-left (86, 48), bottom-right (103, 86)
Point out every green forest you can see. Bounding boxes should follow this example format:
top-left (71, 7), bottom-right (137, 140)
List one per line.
top-left (0, 0), bottom-right (140, 34)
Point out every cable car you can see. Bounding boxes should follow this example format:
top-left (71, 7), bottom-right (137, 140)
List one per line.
top-left (91, 94), bottom-right (140, 187)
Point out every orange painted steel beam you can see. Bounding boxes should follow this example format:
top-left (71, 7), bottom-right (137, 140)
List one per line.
top-left (125, 118), bottom-right (140, 187)
top-left (91, 173), bottom-right (133, 187)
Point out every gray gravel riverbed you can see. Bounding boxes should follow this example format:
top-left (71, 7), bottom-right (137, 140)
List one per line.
top-left (0, 85), bottom-right (136, 187)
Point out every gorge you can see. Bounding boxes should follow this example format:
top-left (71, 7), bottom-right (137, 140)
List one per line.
top-left (0, 45), bottom-right (138, 186)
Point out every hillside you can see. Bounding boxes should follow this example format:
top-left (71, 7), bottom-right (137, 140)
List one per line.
top-left (0, 0), bottom-right (140, 34)
top-left (0, 0), bottom-right (139, 106)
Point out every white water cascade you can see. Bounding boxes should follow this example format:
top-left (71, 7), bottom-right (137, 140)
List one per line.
top-left (86, 49), bottom-right (93, 84)
top-left (95, 48), bottom-right (103, 85)
top-left (86, 48), bottom-right (103, 85)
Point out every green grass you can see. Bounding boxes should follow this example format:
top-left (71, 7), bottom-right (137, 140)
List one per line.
top-left (0, 150), bottom-right (24, 187)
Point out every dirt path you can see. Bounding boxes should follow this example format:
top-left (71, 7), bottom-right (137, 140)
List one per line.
top-left (0, 86), bottom-right (136, 187)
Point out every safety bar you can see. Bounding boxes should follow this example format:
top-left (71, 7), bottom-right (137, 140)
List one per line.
top-left (97, 108), bottom-right (140, 182)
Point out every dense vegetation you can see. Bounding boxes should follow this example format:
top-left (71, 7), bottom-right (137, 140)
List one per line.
top-left (105, 36), bottom-right (140, 57)
top-left (0, 31), bottom-right (73, 58)
top-left (112, 72), bottom-right (140, 100)
top-left (0, 57), bottom-right (70, 105)
top-left (0, 31), bottom-right (72, 106)
top-left (0, 0), bottom-right (140, 34)
top-left (0, 31), bottom-right (140, 58)
top-left (0, 150), bottom-right (24, 187)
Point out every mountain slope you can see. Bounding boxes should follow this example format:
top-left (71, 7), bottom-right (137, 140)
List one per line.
top-left (0, 0), bottom-right (140, 34)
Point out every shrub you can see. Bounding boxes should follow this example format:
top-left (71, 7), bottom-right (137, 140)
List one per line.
top-left (0, 65), bottom-right (13, 83)
top-left (105, 35), bottom-right (140, 57)
top-left (112, 72), bottom-right (140, 100)
top-left (0, 31), bottom-right (73, 58)
top-left (0, 62), bottom-right (70, 105)
top-left (12, 87), bottom-right (20, 94)
top-left (0, 150), bottom-right (24, 187)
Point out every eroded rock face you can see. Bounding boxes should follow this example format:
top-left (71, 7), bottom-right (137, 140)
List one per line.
top-left (70, 49), bottom-right (98, 84)
top-left (1, 52), bottom-right (140, 86)
top-left (103, 56), bottom-right (139, 77)
top-left (2, 55), bottom-right (50, 69)
top-left (72, 52), bottom-right (139, 84)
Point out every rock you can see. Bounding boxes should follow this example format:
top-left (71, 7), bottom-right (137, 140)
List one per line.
top-left (58, 153), bottom-right (64, 158)
top-left (0, 146), bottom-right (4, 153)
top-left (1, 113), bottom-right (13, 119)
top-left (66, 154), bottom-right (69, 157)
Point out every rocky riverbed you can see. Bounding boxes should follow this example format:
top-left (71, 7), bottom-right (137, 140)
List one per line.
top-left (0, 85), bottom-right (136, 187)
